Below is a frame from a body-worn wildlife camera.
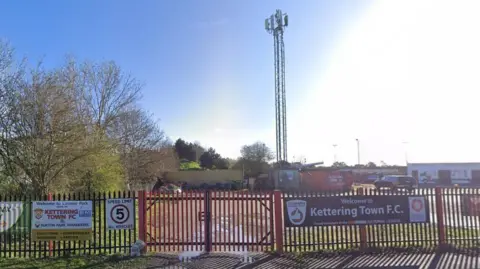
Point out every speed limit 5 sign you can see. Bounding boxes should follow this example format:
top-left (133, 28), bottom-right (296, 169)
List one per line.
top-left (106, 199), bottom-right (134, 230)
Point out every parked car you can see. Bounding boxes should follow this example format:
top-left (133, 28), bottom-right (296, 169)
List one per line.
top-left (374, 175), bottom-right (417, 191)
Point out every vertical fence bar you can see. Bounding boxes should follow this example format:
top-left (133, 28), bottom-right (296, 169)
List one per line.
top-left (241, 190), bottom-right (245, 251)
top-left (215, 191), bottom-right (219, 252)
top-left (84, 192), bottom-right (88, 255)
top-left (72, 192), bottom-right (77, 255)
top-left (188, 191), bottom-right (193, 252)
top-left (0, 193), bottom-right (3, 258)
top-left (435, 187), bottom-right (446, 250)
top-left (148, 191), bottom-right (152, 253)
top-left (235, 190), bottom-right (240, 250)
top-left (93, 192), bottom-right (98, 255)
top-left (245, 191), bottom-right (250, 251)
top-left (204, 190), bottom-right (212, 252)
top-left (194, 191), bottom-right (198, 252)
top-left (304, 191), bottom-right (309, 251)
top-left (227, 190), bottom-right (232, 252)
top-left (189, 192), bottom-right (192, 251)
top-left (453, 187), bottom-right (461, 247)
top-left (152, 191), bottom-right (157, 253)
top-left (214, 191), bottom-right (219, 251)
top-left (475, 188), bottom-right (480, 252)
top-left (258, 191), bottom-right (264, 252)
top-left (22, 193), bottom-right (27, 258)
top-left (137, 191), bottom-right (146, 246)
top-left (132, 191), bottom-right (136, 252)
top-left (254, 191), bottom-right (259, 252)
top-left (465, 188), bottom-right (472, 249)
top-left (47, 193), bottom-right (53, 257)
top-left (122, 191), bottom-right (126, 254)
top-left (357, 188), bottom-right (367, 251)
top-left (164, 193), bottom-right (174, 251)
top-left (162, 191), bottom-right (167, 252)
top-left (173, 190), bottom-right (177, 252)
top-left (33, 193), bottom-right (38, 258)
top-left (28, 193), bottom-right (33, 258)
top-left (105, 192), bottom-right (110, 254)
top-left (222, 190), bottom-right (226, 252)
top-left (273, 190), bottom-right (283, 253)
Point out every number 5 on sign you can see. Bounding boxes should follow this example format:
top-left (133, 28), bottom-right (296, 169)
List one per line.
top-left (106, 199), bottom-right (134, 230)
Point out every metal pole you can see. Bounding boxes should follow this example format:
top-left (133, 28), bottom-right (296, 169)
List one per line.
top-left (356, 139), bottom-right (360, 165)
top-left (403, 141), bottom-right (408, 165)
top-left (333, 144), bottom-right (337, 163)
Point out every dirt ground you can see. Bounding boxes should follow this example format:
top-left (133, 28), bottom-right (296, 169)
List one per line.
top-left (145, 193), bottom-right (274, 252)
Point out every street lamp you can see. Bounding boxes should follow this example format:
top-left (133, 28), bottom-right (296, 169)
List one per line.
top-left (355, 139), bottom-right (360, 165)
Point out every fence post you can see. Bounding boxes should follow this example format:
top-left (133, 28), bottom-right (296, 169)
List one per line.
top-left (357, 188), bottom-right (367, 251)
top-left (204, 190), bottom-right (212, 253)
top-left (138, 191), bottom-right (147, 245)
top-left (435, 187), bottom-right (446, 250)
top-left (273, 190), bottom-right (284, 253)
top-left (48, 193), bottom-right (53, 257)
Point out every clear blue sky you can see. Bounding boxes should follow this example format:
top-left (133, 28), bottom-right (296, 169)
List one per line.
top-left (5, 1), bottom-right (480, 165)
top-left (1, 0), bottom-right (369, 160)
top-left (0, 0), bottom-right (480, 164)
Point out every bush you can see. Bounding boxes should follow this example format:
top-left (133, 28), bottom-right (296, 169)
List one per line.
top-left (180, 161), bottom-right (202, 171)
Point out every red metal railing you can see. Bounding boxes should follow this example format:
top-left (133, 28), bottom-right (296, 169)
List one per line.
top-left (4, 187), bottom-right (480, 258)
top-left (141, 190), bottom-right (274, 253)
top-left (139, 187), bottom-right (480, 253)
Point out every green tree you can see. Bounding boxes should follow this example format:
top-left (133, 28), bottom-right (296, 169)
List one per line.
top-left (240, 142), bottom-right (274, 163)
top-left (199, 147), bottom-right (220, 169)
top-left (0, 42), bottom-right (162, 194)
top-left (66, 145), bottom-right (124, 193)
top-left (233, 158), bottom-right (270, 177)
top-left (237, 142), bottom-right (274, 174)
top-left (366, 162), bottom-right (377, 168)
top-left (332, 161), bottom-right (348, 168)
top-left (174, 139), bottom-right (196, 161)
top-left (213, 158), bottom-right (229, 170)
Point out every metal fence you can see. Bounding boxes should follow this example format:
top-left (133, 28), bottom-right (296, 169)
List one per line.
top-left (139, 190), bottom-right (274, 253)
top-left (1, 187), bottom-right (480, 258)
top-left (0, 191), bottom-right (137, 258)
top-left (282, 187), bottom-right (480, 252)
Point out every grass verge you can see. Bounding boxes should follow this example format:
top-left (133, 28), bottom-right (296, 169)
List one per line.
top-left (283, 224), bottom-right (480, 252)
top-left (0, 254), bottom-right (176, 269)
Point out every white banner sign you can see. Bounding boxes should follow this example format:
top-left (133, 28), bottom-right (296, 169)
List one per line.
top-left (0, 202), bottom-right (24, 232)
top-left (31, 200), bottom-right (92, 241)
top-left (106, 199), bottom-right (134, 230)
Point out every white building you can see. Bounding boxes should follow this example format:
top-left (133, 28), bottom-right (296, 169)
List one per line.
top-left (407, 162), bottom-right (480, 185)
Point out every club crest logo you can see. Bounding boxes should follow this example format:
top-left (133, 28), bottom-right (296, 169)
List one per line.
top-left (286, 200), bottom-right (307, 225)
top-left (410, 198), bottom-right (424, 212)
top-left (34, 208), bottom-right (44, 220)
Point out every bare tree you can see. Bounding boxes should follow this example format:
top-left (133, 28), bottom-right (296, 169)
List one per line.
top-left (0, 64), bottom-right (98, 195)
top-left (79, 61), bottom-right (142, 130)
top-left (0, 45), bottom-right (166, 194)
top-left (108, 108), bottom-right (170, 186)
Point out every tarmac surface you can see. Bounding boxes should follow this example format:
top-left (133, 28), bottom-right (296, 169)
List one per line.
top-left (149, 251), bottom-right (480, 269)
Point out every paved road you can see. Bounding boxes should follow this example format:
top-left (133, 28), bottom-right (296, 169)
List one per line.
top-left (148, 252), bottom-right (480, 269)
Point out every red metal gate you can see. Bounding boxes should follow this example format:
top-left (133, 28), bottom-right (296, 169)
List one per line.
top-left (139, 190), bottom-right (274, 252)
top-left (210, 191), bottom-right (274, 252)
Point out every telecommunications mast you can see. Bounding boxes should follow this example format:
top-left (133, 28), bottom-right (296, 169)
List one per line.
top-left (265, 9), bottom-right (289, 165)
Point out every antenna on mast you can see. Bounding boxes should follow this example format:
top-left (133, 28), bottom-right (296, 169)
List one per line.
top-left (265, 9), bottom-right (288, 165)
